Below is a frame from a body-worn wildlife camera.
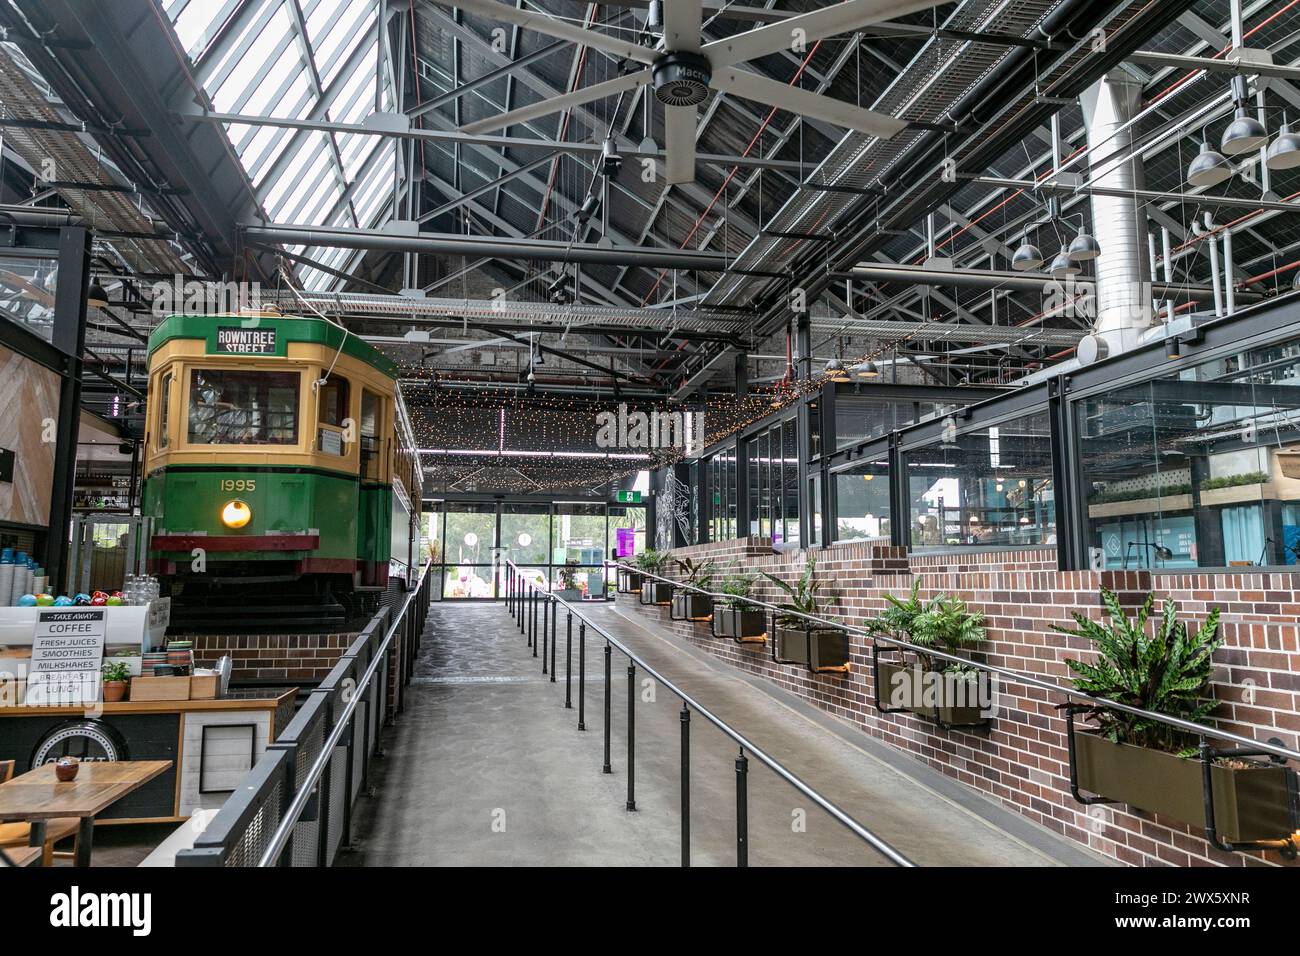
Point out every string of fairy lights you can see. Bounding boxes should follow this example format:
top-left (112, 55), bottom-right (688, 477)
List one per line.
top-left (392, 315), bottom-right (914, 493)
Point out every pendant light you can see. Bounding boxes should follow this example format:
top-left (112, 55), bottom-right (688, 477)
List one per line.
top-left (852, 359), bottom-right (880, 379)
top-left (1011, 241), bottom-right (1043, 272)
top-left (1221, 104), bottom-right (1267, 155)
top-left (1067, 226), bottom-right (1101, 262)
top-left (1049, 247), bottom-right (1079, 279)
top-left (1187, 139), bottom-right (1233, 187)
top-left (1267, 115), bottom-right (1300, 170)
top-left (824, 358), bottom-right (850, 383)
top-left (86, 277), bottom-right (109, 309)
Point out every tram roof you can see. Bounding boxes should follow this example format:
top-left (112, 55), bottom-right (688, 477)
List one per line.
top-left (147, 313), bottom-right (397, 379)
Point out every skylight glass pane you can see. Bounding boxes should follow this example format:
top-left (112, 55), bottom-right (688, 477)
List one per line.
top-left (263, 131), bottom-right (325, 214)
top-left (212, 4), bottom-right (294, 113)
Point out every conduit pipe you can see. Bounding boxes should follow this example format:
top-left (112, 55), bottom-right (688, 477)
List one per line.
top-left (843, 263), bottom-right (1246, 302)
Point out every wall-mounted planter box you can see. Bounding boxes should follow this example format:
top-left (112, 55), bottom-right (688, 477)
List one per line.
top-left (617, 569), bottom-right (644, 594)
top-left (670, 590), bottom-right (713, 622)
top-left (711, 606), bottom-right (766, 643)
top-left (1072, 730), bottom-right (1299, 844)
top-left (874, 655), bottom-right (991, 729)
top-left (773, 623), bottom-right (851, 673)
top-left (638, 580), bottom-right (674, 606)
top-left (1087, 494), bottom-right (1193, 520)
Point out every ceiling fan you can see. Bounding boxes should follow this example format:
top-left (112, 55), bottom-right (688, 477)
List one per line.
top-left (437, 0), bottom-right (941, 184)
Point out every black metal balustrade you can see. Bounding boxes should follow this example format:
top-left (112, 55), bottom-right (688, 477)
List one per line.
top-left (503, 560), bottom-right (915, 867)
top-left (175, 561), bottom-right (435, 866)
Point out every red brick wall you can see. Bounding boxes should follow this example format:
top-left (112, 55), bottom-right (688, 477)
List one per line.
top-left (189, 632), bottom-right (358, 682)
top-left (626, 539), bottom-right (1299, 867)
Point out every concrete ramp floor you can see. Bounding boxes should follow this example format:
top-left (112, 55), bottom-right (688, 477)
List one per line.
top-left (343, 600), bottom-right (1107, 867)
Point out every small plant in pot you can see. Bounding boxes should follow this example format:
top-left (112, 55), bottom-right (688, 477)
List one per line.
top-left (102, 660), bottom-right (130, 703)
top-left (762, 557), bottom-right (850, 673)
top-left (670, 558), bottom-right (716, 622)
top-left (866, 582), bottom-right (990, 727)
top-left (636, 550), bottom-right (673, 606)
top-left (554, 560), bottom-right (582, 601)
top-left (712, 568), bottom-right (765, 643)
top-left (1056, 589), bottom-right (1298, 848)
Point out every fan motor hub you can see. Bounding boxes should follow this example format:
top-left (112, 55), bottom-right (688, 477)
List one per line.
top-left (652, 52), bottom-right (711, 107)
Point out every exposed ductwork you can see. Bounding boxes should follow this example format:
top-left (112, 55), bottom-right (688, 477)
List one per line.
top-left (1077, 71), bottom-right (1153, 361)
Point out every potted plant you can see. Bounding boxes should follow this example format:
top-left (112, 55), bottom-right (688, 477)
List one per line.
top-left (554, 560), bottom-right (582, 601)
top-left (102, 660), bottom-right (130, 703)
top-left (670, 558), bottom-right (716, 622)
top-left (866, 582), bottom-right (990, 727)
top-left (763, 557), bottom-right (850, 673)
top-left (636, 550), bottom-right (674, 606)
top-left (1056, 589), bottom-right (1298, 845)
top-left (712, 569), bottom-right (766, 642)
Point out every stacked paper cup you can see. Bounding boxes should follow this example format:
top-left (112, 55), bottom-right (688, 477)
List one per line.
top-left (0, 549), bottom-right (13, 606)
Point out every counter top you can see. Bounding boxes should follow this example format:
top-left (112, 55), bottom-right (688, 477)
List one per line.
top-left (0, 688), bottom-right (295, 717)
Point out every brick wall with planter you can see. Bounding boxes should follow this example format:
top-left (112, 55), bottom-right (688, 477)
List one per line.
top-left (622, 538), bottom-right (1299, 867)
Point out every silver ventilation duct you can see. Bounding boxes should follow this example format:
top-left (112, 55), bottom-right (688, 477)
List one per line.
top-left (1077, 71), bottom-right (1153, 362)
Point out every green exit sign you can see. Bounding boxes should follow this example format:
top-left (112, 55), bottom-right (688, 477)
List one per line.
top-left (616, 490), bottom-right (642, 503)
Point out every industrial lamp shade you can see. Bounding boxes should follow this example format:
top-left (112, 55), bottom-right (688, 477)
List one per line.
top-left (1067, 226), bottom-right (1101, 262)
top-left (1187, 140), bottom-right (1232, 188)
top-left (824, 358), bottom-right (850, 383)
top-left (1010, 242), bottom-right (1043, 272)
top-left (853, 359), bottom-right (880, 378)
top-left (1267, 121), bottom-right (1300, 170)
top-left (1220, 106), bottom-right (1267, 155)
top-left (86, 278), bottom-right (109, 309)
top-left (1049, 248), bottom-right (1079, 279)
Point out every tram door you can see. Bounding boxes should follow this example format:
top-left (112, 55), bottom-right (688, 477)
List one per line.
top-left (358, 389), bottom-right (385, 587)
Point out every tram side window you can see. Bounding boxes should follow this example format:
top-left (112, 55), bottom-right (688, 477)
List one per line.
top-left (360, 389), bottom-right (381, 479)
top-left (316, 375), bottom-right (350, 456)
top-left (188, 369), bottom-right (300, 445)
top-left (158, 372), bottom-right (172, 448)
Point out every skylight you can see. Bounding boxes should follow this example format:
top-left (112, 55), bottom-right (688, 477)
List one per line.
top-left (163, 0), bottom-right (400, 292)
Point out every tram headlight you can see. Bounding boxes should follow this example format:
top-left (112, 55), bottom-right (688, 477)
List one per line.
top-left (221, 500), bottom-right (252, 529)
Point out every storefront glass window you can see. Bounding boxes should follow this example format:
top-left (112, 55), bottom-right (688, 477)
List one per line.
top-left (834, 458), bottom-right (891, 542)
top-left (905, 409), bottom-right (1055, 549)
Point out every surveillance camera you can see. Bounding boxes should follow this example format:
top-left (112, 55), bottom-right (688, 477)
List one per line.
top-left (527, 370), bottom-right (536, 383)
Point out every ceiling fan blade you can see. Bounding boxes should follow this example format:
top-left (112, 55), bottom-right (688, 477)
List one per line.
top-left (711, 67), bottom-right (907, 139)
top-left (703, 0), bottom-right (942, 68)
top-left (663, 104), bottom-right (698, 184)
top-left (461, 70), bottom-right (651, 134)
top-left (431, 0), bottom-right (658, 65)
top-left (663, 0), bottom-right (704, 52)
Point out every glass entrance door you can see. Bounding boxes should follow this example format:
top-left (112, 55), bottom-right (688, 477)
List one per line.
top-left (442, 502), bottom-right (497, 598)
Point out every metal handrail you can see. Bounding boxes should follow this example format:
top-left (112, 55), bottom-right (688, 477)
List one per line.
top-left (506, 560), bottom-right (915, 867)
top-left (256, 560), bottom-right (435, 867)
top-left (611, 561), bottom-right (1300, 764)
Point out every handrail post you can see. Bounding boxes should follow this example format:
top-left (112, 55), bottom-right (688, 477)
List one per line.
top-left (518, 575), bottom-right (525, 634)
top-left (508, 566), bottom-right (514, 617)
top-left (542, 596), bottom-right (549, 674)
top-left (578, 621), bottom-right (586, 730)
top-left (549, 600), bottom-right (557, 681)
top-left (564, 612), bottom-right (573, 708)
top-left (681, 703), bottom-right (690, 868)
top-left (626, 662), bottom-right (637, 812)
top-left (532, 589), bottom-right (539, 657)
top-left (736, 747), bottom-right (749, 868)
top-left (602, 643), bottom-right (612, 773)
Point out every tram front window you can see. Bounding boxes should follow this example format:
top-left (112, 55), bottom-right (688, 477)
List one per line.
top-left (188, 369), bottom-right (301, 445)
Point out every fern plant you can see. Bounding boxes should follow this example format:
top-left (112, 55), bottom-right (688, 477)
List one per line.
top-left (717, 568), bottom-right (758, 609)
top-left (762, 556), bottom-right (835, 629)
top-left (865, 583), bottom-right (984, 675)
top-left (635, 549), bottom-right (669, 575)
top-left (1053, 588), bottom-right (1222, 755)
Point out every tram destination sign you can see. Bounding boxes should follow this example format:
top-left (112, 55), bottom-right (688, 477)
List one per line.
top-left (215, 326), bottom-right (277, 354)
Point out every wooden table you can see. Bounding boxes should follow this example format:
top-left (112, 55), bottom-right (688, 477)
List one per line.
top-left (0, 761), bottom-right (171, 866)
